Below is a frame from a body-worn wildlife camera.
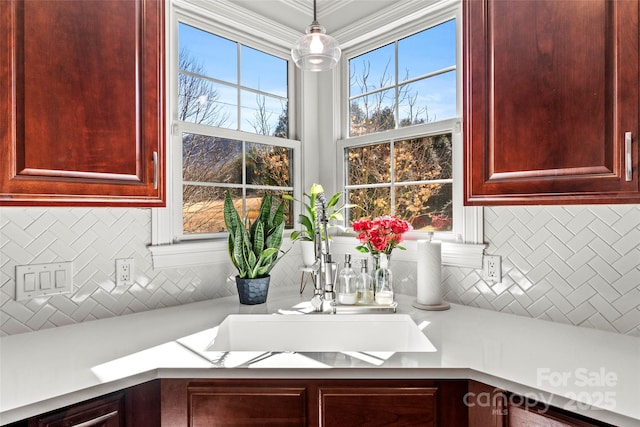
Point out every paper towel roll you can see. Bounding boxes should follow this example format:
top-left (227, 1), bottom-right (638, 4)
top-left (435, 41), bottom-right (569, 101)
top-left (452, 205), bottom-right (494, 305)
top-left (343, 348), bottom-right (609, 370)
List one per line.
top-left (416, 239), bottom-right (442, 305)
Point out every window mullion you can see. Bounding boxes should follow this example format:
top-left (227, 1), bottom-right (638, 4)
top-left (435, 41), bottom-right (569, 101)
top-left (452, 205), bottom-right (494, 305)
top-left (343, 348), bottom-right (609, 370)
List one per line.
top-left (390, 139), bottom-right (395, 216)
top-left (237, 42), bottom-right (242, 132)
top-left (398, 65), bottom-right (456, 87)
top-left (242, 140), bottom-right (247, 218)
top-left (394, 41), bottom-right (399, 131)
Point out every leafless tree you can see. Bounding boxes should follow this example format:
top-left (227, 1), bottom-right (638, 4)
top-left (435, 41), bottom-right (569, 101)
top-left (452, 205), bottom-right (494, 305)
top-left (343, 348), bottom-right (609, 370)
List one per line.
top-left (179, 49), bottom-right (290, 234)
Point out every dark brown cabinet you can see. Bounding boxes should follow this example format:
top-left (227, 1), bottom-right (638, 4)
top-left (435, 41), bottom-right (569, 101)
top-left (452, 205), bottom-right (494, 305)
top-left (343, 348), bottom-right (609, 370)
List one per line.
top-left (11, 380), bottom-right (617, 427)
top-left (467, 381), bottom-right (614, 427)
top-left (0, 0), bottom-right (165, 207)
top-left (318, 385), bottom-right (438, 426)
top-left (27, 393), bottom-right (124, 427)
top-left (161, 379), bottom-right (468, 427)
top-left (23, 380), bottom-right (160, 427)
top-left (464, 0), bottom-right (640, 205)
top-left (507, 404), bottom-right (612, 427)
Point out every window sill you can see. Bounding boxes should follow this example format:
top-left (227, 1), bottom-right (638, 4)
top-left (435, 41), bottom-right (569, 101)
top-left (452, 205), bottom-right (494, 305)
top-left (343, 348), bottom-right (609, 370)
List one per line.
top-left (329, 236), bottom-right (485, 269)
top-left (148, 240), bottom-right (229, 269)
top-left (148, 235), bottom-right (484, 270)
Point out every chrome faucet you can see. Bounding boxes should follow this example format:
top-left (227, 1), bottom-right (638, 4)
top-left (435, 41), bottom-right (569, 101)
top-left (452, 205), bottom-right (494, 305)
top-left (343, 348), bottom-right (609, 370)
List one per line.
top-left (310, 193), bottom-right (337, 312)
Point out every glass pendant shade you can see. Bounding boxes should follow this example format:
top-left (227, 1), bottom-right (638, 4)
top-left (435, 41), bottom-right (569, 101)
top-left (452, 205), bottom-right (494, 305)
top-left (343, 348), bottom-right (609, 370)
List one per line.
top-left (291, 22), bottom-right (341, 72)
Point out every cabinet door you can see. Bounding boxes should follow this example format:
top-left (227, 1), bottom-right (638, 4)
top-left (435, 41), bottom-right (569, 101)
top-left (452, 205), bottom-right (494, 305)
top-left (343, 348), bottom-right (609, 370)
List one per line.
top-left (0, 0), bottom-right (165, 207)
top-left (464, 0), bottom-right (639, 205)
top-left (507, 401), bottom-right (612, 427)
top-left (318, 386), bottom-right (438, 427)
top-left (467, 381), bottom-right (505, 427)
top-left (186, 382), bottom-right (307, 426)
top-left (162, 380), bottom-right (308, 426)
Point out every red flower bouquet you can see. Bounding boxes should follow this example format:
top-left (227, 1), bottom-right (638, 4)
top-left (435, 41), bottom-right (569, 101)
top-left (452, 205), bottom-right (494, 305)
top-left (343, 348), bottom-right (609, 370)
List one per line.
top-left (352, 215), bottom-right (413, 255)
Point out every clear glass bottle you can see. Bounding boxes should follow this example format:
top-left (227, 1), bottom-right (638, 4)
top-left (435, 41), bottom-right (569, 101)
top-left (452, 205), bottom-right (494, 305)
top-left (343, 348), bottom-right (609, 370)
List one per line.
top-left (375, 253), bottom-right (394, 305)
top-left (356, 258), bottom-right (374, 305)
top-left (337, 254), bottom-right (357, 305)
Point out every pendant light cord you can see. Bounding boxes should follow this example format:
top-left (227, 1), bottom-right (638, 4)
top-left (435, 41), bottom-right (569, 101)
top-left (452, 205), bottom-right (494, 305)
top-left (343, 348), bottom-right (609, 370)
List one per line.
top-left (313, 0), bottom-right (317, 22)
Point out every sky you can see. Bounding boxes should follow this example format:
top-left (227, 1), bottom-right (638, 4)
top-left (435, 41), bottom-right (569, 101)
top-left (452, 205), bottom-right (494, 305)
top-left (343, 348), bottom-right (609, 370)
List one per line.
top-left (178, 17), bottom-right (457, 132)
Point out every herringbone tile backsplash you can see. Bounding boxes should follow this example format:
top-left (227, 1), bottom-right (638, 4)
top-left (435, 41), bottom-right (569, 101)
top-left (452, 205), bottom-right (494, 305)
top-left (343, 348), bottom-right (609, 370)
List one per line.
top-left (1, 205), bottom-right (639, 336)
top-left (445, 205), bottom-right (640, 337)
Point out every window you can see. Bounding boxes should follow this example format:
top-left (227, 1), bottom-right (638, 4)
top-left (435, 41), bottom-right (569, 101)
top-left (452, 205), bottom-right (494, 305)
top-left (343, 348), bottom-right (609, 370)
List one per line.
top-left (349, 20), bottom-right (456, 136)
top-left (340, 18), bottom-right (459, 235)
top-left (178, 23), bottom-right (289, 135)
top-left (175, 23), bottom-right (297, 239)
top-left (345, 133), bottom-right (453, 232)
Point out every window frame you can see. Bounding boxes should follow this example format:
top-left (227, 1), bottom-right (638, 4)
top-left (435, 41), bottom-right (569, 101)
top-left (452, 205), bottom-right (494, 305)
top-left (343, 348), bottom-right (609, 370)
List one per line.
top-left (175, 124), bottom-right (298, 241)
top-left (335, 0), bottom-right (484, 265)
top-left (150, 0), bottom-right (302, 269)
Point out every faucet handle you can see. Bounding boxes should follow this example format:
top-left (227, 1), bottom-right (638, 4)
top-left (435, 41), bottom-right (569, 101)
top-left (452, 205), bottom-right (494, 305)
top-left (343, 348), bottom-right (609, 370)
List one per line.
top-left (310, 294), bottom-right (323, 312)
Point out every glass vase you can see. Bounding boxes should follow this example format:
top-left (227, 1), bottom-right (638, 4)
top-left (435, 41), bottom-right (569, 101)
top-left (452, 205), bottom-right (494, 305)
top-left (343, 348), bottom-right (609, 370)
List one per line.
top-left (374, 253), bottom-right (394, 305)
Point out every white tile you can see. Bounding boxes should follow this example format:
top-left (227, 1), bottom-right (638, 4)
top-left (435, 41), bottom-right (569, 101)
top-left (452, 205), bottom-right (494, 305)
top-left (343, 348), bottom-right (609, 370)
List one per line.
top-left (565, 209), bottom-right (596, 235)
top-left (566, 246), bottom-right (596, 270)
top-left (612, 229), bottom-right (640, 256)
top-left (544, 253), bottom-right (575, 279)
top-left (611, 309), bottom-right (640, 334)
top-left (611, 288), bottom-right (640, 314)
top-left (566, 302), bottom-right (597, 325)
top-left (526, 296), bottom-right (553, 318)
top-left (588, 294), bottom-right (622, 322)
top-left (566, 282), bottom-right (597, 307)
top-left (612, 268), bottom-right (640, 295)
top-left (588, 257), bottom-right (622, 284)
top-left (587, 236), bottom-right (622, 263)
top-left (544, 288), bottom-right (574, 313)
top-left (566, 265), bottom-right (597, 289)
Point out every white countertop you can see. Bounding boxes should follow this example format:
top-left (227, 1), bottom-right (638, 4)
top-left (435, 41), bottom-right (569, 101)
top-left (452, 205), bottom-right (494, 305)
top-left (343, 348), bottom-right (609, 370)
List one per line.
top-left (1, 289), bottom-right (638, 426)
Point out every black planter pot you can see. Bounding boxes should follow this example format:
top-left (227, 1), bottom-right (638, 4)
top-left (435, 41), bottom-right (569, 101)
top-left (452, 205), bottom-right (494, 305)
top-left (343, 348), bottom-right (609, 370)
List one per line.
top-left (235, 275), bottom-right (270, 305)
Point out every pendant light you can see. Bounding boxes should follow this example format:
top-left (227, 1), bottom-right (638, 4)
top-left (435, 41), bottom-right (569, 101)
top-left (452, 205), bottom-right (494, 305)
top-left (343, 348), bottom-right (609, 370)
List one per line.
top-left (291, 0), bottom-right (341, 71)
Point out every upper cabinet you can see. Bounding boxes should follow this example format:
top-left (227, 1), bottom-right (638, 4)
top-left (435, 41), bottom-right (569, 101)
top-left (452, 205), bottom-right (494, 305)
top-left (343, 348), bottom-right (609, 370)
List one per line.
top-left (0, 0), bottom-right (165, 207)
top-left (464, 0), bottom-right (640, 205)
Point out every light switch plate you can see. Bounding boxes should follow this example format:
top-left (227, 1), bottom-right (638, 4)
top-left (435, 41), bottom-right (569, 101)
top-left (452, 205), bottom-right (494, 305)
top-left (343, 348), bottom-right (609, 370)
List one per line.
top-left (16, 262), bottom-right (73, 301)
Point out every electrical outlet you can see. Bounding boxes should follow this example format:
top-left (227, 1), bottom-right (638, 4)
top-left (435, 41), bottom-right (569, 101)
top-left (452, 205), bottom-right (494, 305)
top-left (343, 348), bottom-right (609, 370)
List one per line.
top-left (483, 255), bottom-right (502, 282)
top-left (116, 258), bottom-right (134, 286)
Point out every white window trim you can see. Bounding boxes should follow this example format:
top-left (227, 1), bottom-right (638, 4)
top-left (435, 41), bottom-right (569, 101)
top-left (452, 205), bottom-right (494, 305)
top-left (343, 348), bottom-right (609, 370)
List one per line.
top-left (150, 0), bottom-right (302, 269)
top-left (334, 0), bottom-right (485, 267)
top-left (151, 0), bottom-right (484, 270)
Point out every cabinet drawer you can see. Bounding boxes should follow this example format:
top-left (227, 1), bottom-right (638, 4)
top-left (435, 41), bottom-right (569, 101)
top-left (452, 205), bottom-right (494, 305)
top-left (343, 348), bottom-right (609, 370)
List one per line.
top-left (318, 386), bottom-right (438, 427)
top-left (28, 393), bottom-right (123, 427)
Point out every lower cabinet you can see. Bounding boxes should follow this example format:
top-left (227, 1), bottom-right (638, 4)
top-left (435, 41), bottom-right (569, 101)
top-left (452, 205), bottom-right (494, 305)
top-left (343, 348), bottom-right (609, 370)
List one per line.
top-left (9, 379), bottom-right (619, 426)
top-left (14, 381), bottom-right (160, 427)
top-left (507, 403), bottom-right (615, 427)
top-left (27, 393), bottom-right (124, 427)
top-left (161, 379), bottom-right (469, 427)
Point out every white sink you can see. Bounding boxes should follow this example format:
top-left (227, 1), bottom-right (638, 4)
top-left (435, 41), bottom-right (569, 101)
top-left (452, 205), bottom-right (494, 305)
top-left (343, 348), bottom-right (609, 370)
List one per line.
top-left (207, 314), bottom-right (435, 352)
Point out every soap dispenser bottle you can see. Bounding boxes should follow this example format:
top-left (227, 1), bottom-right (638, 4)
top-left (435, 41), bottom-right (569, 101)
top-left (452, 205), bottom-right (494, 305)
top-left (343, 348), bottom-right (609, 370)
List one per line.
top-left (356, 258), bottom-right (374, 305)
top-left (337, 254), bottom-right (357, 305)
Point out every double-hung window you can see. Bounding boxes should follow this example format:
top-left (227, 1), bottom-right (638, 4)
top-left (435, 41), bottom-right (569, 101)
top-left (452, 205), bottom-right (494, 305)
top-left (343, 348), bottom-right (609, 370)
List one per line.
top-left (338, 7), bottom-right (481, 248)
top-left (150, 11), bottom-right (300, 268)
top-left (173, 22), bottom-right (297, 241)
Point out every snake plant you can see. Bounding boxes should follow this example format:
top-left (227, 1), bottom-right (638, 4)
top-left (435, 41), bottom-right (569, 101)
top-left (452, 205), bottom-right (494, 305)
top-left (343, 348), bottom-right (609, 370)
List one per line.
top-left (224, 191), bottom-right (286, 279)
